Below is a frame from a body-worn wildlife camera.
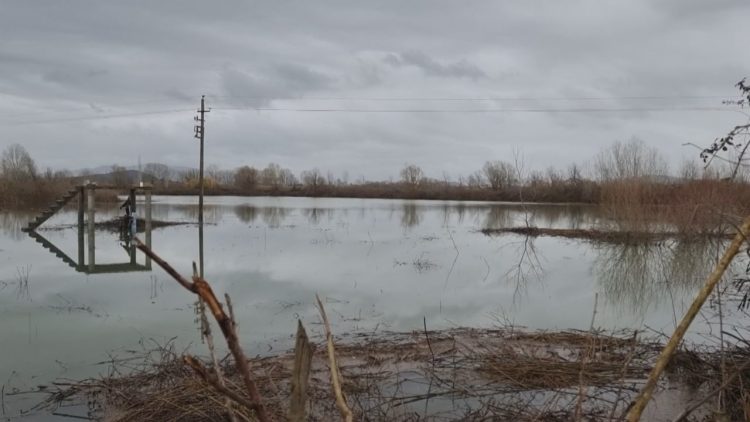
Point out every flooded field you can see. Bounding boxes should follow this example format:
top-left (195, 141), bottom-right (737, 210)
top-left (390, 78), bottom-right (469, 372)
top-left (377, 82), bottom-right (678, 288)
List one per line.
top-left (0, 196), bottom-right (746, 420)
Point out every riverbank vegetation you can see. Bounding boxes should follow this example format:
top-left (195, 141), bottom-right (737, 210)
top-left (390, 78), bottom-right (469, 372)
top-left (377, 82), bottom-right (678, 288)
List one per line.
top-left (6, 139), bottom-right (750, 217)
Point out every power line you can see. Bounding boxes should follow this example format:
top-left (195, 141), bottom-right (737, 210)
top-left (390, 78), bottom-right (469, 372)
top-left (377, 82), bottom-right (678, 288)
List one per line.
top-left (2, 108), bottom-right (195, 125)
top-left (0, 102), bottom-right (740, 126)
top-left (207, 94), bottom-right (736, 102)
top-left (212, 106), bottom-right (734, 113)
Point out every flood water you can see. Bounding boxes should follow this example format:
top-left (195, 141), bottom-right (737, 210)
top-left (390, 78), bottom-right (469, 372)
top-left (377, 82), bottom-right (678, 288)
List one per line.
top-left (0, 196), bottom-right (746, 420)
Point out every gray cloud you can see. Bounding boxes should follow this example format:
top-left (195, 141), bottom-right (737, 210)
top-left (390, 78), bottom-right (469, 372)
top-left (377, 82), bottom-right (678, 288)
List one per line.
top-left (383, 50), bottom-right (486, 80)
top-left (219, 63), bottom-right (333, 107)
top-left (0, 0), bottom-right (748, 180)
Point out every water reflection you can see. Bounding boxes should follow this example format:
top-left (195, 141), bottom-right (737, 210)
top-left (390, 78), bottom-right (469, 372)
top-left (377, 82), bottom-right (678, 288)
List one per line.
top-left (401, 203), bottom-right (421, 229)
top-left (0, 211), bottom-right (34, 240)
top-left (234, 205), bottom-right (258, 223)
top-left (593, 239), bottom-right (729, 314)
top-left (26, 229), bottom-right (151, 274)
top-left (302, 207), bottom-right (336, 226)
top-left (261, 207), bottom-right (289, 227)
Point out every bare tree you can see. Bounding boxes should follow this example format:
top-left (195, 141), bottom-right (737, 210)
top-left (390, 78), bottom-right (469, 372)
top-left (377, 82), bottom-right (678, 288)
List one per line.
top-left (595, 138), bottom-right (668, 181)
top-left (234, 166), bottom-right (259, 190)
top-left (144, 163), bottom-right (170, 186)
top-left (678, 159), bottom-right (700, 180)
top-left (467, 170), bottom-right (484, 188)
top-left (301, 168), bottom-right (326, 188)
top-left (567, 163), bottom-right (582, 184)
top-left (1, 144), bottom-right (37, 181)
top-left (400, 163), bottom-right (423, 186)
top-left (279, 168), bottom-right (297, 187)
top-left (482, 160), bottom-right (515, 190)
top-left (261, 163), bottom-right (282, 188)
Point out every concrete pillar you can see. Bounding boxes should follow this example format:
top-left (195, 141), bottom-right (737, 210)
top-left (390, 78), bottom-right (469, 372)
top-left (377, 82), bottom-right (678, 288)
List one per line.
top-left (77, 186), bottom-right (85, 268)
top-left (145, 189), bottom-right (152, 268)
top-left (129, 188), bottom-right (137, 236)
top-left (87, 185), bottom-right (95, 272)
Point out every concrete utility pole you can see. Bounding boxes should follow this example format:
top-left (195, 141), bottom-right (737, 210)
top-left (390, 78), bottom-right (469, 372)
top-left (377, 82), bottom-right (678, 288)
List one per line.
top-left (194, 96), bottom-right (209, 277)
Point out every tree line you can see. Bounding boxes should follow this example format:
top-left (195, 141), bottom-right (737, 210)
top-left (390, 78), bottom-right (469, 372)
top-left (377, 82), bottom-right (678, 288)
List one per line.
top-left (2, 136), bottom-right (749, 210)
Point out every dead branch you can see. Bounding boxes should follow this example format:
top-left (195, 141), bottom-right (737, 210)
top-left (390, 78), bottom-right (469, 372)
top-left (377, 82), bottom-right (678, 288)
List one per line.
top-left (134, 237), bottom-right (271, 422)
top-left (194, 263), bottom-right (237, 422)
top-left (316, 294), bottom-right (353, 422)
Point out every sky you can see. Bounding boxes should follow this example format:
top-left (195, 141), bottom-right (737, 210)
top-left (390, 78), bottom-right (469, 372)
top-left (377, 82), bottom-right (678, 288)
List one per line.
top-left (1, 0), bottom-right (749, 181)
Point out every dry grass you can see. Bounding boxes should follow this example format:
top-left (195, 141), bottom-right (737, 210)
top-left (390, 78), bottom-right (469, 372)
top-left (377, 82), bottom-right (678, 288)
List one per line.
top-left (32, 328), bottom-right (676, 421)
top-left (599, 179), bottom-right (750, 234)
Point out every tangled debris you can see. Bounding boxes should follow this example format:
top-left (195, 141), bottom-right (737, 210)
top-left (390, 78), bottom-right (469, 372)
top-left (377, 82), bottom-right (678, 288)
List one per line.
top-left (25, 328), bottom-right (682, 421)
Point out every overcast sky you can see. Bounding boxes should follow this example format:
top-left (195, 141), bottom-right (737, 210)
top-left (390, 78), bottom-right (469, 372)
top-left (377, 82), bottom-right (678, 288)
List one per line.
top-left (1, 1), bottom-right (749, 180)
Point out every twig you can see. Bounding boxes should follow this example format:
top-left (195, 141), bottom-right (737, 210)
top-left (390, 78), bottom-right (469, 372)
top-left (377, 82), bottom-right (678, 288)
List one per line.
top-left (316, 294), bottom-right (353, 422)
top-left (424, 316), bottom-right (435, 368)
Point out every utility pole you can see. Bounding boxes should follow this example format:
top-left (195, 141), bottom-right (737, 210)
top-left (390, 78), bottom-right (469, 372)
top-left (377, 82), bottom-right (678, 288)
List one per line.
top-left (194, 95), bottom-right (209, 277)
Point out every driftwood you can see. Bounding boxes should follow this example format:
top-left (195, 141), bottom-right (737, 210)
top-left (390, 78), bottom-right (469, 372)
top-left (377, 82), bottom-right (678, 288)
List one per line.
top-left (134, 237), bottom-right (271, 422)
top-left (316, 294), bottom-right (353, 422)
top-left (625, 216), bottom-right (750, 421)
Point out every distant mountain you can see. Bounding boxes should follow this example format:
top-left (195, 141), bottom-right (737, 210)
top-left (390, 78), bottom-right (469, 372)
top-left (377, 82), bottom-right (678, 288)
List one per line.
top-left (72, 169), bottom-right (143, 185)
top-left (74, 164), bottom-right (197, 181)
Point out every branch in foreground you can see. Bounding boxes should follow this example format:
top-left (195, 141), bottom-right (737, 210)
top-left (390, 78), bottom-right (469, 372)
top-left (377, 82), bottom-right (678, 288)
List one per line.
top-left (133, 237), bottom-right (271, 422)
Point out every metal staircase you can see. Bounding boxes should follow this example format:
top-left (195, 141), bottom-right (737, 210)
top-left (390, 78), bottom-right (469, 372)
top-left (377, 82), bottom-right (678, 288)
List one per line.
top-left (21, 187), bottom-right (80, 232)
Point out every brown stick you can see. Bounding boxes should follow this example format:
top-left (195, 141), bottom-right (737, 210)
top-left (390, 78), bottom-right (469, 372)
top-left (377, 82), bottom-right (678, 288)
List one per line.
top-left (134, 238), bottom-right (271, 422)
top-left (288, 320), bottom-right (314, 422)
top-left (316, 294), bottom-right (353, 422)
top-left (625, 216), bottom-right (750, 421)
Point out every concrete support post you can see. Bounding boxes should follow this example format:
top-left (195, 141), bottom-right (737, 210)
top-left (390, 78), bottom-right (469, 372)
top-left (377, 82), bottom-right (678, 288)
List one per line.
top-left (145, 189), bottom-right (152, 268)
top-left (77, 186), bottom-right (85, 268)
top-left (87, 185), bottom-right (95, 273)
top-left (129, 188), bottom-right (137, 236)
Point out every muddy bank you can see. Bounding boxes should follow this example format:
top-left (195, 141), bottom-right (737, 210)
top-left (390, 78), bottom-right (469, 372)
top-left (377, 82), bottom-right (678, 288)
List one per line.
top-left (31, 327), bottom-right (738, 421)
top-left (481, 226), bottom-right (734, 243)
